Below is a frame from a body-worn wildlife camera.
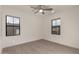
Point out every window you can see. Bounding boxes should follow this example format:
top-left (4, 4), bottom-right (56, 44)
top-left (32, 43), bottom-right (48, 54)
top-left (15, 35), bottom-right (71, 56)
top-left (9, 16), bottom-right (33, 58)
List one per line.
top-left (51, 18), bottom-right (61, 35)
top-left (6, 15), bottom-right (20, 36)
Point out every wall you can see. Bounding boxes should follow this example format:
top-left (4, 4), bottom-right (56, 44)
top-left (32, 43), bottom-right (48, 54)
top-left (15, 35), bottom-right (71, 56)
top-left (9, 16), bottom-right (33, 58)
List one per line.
top-left (1, 5), bottom-right (44, 48)
top-left (0, 6), bottom-right (2, 53)
top-left (43, 5), bottom-right (79, 49)
top-left (1, 5), bottom-right (79, 53)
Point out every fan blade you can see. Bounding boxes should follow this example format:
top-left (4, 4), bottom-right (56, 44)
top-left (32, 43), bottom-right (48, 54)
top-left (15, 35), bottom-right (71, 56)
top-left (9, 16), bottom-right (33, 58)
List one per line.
top-left (31, 6), bottom-right (37, 9)
top-left (34, 10), bottom-right (39, 14)
top-left (31, 5), bottom-right (42, 9)
top-left (43, 8), bottom-right (53, 10)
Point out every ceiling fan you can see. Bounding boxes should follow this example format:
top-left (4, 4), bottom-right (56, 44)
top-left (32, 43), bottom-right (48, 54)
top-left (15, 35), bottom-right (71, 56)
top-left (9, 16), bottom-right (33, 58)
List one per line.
top-left (31, 5), bottom-right (54, 15)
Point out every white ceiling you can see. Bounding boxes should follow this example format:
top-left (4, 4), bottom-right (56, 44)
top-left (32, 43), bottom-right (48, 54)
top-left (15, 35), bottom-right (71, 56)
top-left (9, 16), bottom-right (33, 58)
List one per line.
top-left (2, 5), bottom-right (78, 10)
top-left (2, 5), bottom-right (79, 15)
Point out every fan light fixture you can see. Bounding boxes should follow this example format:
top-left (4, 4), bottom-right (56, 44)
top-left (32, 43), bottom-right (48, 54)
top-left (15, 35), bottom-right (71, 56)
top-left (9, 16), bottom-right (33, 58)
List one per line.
top-left (39, 9), bottom-right (43, 12)
top-left (31, 5), bottom-right (55, 15)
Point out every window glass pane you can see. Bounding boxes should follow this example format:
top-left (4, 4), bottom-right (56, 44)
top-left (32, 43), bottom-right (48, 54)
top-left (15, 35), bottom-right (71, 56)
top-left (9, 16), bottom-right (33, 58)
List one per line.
top-left (14, 27), bottom-right (20, 35)
top-left (14, 17), bottom-right (20, 26)
top-left (57, 20), bottom-right (61, 26)
top-left (53, 20), bottom-right (56, 26)
top-left (7, 16), bottom-right (13, 24)
top-left (6, 26), bottom-right (14, 36)
top-left (53, 20), bottom-right (61, 26)
top-left (14, 17), bottom-right (19, 24)
top-left (53, 20), bottom-right (57, 26)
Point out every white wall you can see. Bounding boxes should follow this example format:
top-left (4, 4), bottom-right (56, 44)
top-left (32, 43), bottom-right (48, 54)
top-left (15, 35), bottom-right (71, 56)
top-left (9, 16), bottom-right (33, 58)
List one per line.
top-left (43, 5), bottom-right (79, 49)
top-left (1, 5), bottom-right (44, 48)
top-left (0, 6), bottom-right (2, 53)
top-left (1, 5), bottom-right (79, 53)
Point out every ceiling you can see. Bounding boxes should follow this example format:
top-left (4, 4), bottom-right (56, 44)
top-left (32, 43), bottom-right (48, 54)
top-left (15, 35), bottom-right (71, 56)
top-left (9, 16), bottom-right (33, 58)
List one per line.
top-left (2, 5), bottom-right (79, 15)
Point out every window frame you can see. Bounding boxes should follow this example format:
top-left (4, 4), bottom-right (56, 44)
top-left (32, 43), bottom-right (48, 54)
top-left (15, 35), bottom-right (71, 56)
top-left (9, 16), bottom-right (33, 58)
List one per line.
top-left (6, 15), bottom-right (20, 36)
top-left (51, 18), bottom-right (61, 35)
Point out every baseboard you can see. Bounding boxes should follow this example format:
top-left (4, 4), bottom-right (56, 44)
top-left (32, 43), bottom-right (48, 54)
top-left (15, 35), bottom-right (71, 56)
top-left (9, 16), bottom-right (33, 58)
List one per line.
top-left (2, 39), bottom-right (42, 49)
top-left (44, 39), bottom-right (79, 49)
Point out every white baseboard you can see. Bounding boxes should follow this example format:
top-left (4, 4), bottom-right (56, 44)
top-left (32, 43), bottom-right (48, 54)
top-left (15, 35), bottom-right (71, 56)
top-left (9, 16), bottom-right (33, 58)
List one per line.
top-left (2, 39), bottom-right (41, 49)
top-left (44, 39), bottom-right (79, 49)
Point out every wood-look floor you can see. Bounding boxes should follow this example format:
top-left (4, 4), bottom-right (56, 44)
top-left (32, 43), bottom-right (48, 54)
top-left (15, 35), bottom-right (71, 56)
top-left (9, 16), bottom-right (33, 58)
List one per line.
top-left (2, 39), bottom-right (79, 54)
